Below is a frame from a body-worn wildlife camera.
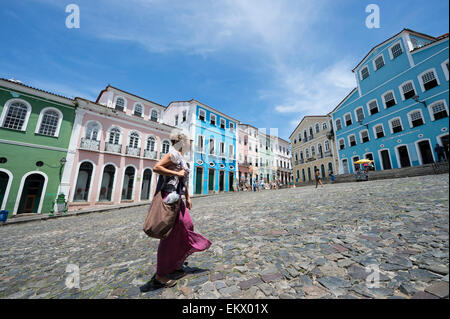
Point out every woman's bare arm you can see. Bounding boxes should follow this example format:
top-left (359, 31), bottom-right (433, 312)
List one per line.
top-left (153, 153), bottom-right (185, 177)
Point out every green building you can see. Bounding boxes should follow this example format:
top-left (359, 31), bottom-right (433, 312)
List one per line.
top-left (0, 79), bottom-right (76, 218)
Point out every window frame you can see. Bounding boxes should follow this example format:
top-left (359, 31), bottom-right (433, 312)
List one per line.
top-left (428, 100), bottom-right (449, 121)
top-left (354, 106), bottom-right (365, 123)
top-left (107, 126), bottom-right (122, 145)
top-left (335, 118), bottom-right (342, 131)
top-left (220, 118), bottom-right (226, 129)
top-left (389, 40), bottom-right (404, 60)
top-left (113, 96), bottom-right (127, 112)
top-left (198, 109), bottom-right (206, 122)
top-left (210, 113), bottom-right (217, 126)
top-left (338, 138), bottom-right (345, 150)
top-left (389, 117), bottom-right (404, 134)
top-left (360, 66), bottom-right (370, 80)
top-left (84, 120), bottom-right (102, 141)
top-left (398, 80), bottom-right (417, 101)
top-left (344, 112), bottom-right (353, 127)
top-left (348, 134), bottom-right (357, 147)
top-left (197, 134), bottom-right (205, 153)
top-left (133, 103), bottom-right (144, 117)
top-left (35, 107), bottom-right (63, 137)
top-left (382, 90), bottom-right (397, 109)
top-left (150, 109), bottom-right (159, 122)
top-left (407, 109), bottom-right (425, 128)
top-left (146, 135), bottom-right (157, 152)
top-left (417, 68), bottom-right (440, 92)
top-left (359, 129), bottom-right (370, 144)
top-left (441, 59), bottom-right (449, 81)
top-left (0, 98), bottom-right (32, 132)
top-left (128, 131), bottom-right (141, 149)
top-left (373, 124), bottom-right (385, 139)
top-left (372, 53), bottom-right (386, 71)
top-left (366, 99), bottom-right (380, 116)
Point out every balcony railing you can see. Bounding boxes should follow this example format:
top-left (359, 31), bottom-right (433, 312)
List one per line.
top-left (295, 161), bottom-right (299, 165)
top-left (144, 150), bottom-right (158, 159)
top-left (300, 159), bottom-right (304, 164)
top-left (308, 135), bottom-right (314, 141)
top-left (306, 156), bottom-right (316, 162)
top-left (105, 143), bottom-right (122, 153)
top-left (325, 150), bottom-right (332, 157)
top-left (126, 146), bottom-right (141, 156)
top-left (80, 138), bottom-right (100, 151)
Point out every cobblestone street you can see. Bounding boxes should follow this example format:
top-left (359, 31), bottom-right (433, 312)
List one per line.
top-left (0, 175), bottom-right (448, 299)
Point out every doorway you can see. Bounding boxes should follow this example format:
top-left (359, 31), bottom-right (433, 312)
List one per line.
top-left (0, 171), bottom-right (9, 209)
top-left (219, 171), bottom-right (225, 192)
top-left (208, 169), bottom-right (215, 193)
top-left (140, 169), bottom-right (152, 200)
top-left (439, 134), bottom-right (449, 160)
top-left (99, 165), bottom-right (115, 201)
top-left (418, 140), bottom-right (434, 164)
top-left (195, 167), bottom-right (203, 195)
top-left (18, 174), bottom-right (45, 214)
top-left (229, 171), bottom-right (234, 191)
top-left (342, 159), bottom-right (349, 174)
top-left (397, 146), bottom-right (411, 168)
top-left (380, 150), bottom-right (392, 170)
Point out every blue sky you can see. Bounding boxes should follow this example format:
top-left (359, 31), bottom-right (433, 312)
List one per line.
top-left (1, 0), bottom-right (448, 140)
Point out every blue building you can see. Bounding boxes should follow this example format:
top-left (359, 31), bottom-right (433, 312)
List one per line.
top-left (164, 99), bottom-right (238, 195)
top-left (330, 29), bottom-right (449, 174)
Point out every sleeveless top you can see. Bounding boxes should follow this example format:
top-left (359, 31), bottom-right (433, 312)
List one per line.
top-left (160, 147), bottom-right (190, 195)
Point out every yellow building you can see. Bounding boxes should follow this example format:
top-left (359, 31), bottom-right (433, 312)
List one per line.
top-left (289, 115), bottom-right (339, 184)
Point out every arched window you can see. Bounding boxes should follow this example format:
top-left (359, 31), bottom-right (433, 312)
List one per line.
top-left (74, 162), bottom-right (94, 201)
top-left (129, 132), bottom-right (140, 149)
top-left (37, 109), bottom-right (61, 136)
top-left (134, 104), bottom-right (143, 117)
top-left (429, 101), bottom-right (448, 121)
top-left (328, 162), bottom-right (333, 173)
top-left (162, 140), bottom-right (170, 155)
top-left (115, 97), bottom-right (125, 111)
top-left (338, 139), bottom-right (345, 150)
top-left (121, 166), bottom-right (135, 200)
top-left (311, 146), bottom-right (315, 156)
top-left (335, 119), bottom-right (342, 131)
top-left (99, 165), bottom-right (115, 202)
top-left (109, 128), bottom-right (121, 145)
top-left (324, 140), bottom-right (330, 151)
top-left (141, 169), bottom-right (153, 200)
top-left (322, 122), bottom-right (327, 130)
top-left (146, 136), bottom-right (156, 151)
top-left (150, 110), bottom-right (158, 122)
top-left (1, 100), bottom-right (31, 131)
top-left (315, 123), bottom-right (320, 133)
top-left (85, 122), bottom-right (100, 140)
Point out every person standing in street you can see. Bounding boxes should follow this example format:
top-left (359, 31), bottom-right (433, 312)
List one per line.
top-left (315, 169), bottom-right (324, 188)
top-left (141, 132), bottom-right (211, 291)
top-left (435, 143), bottom-right (445, 162)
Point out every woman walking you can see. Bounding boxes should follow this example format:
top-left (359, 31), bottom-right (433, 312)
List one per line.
top-left (141, 132), bottom-right (211, 291)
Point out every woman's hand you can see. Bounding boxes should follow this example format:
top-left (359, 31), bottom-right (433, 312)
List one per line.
top-left (176, 169), bottom-right (187, 178)
top-left (186, 198), bottom-right (192, 210)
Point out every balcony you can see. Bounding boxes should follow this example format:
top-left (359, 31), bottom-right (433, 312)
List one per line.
top-left (306, 156), bottom-right (316, 162)
top-left (105, 143), bottom-right (122, 154)
top-left (325, 150), bottom-right (332, 157)
top-left (318, 153), bottom-right (323, 159)
top-left (126, 146), bottom-right (141, 157)
top-left (308, 135), bottom-right (314, 141)
top-left (300, 159), bottom-right (305, 164)
top-left (295, 161), bottom-right (298, 165)
top-left (80, 138), bottom-right (100, 151)
top-left (144, 150), bottom-right (158, 160)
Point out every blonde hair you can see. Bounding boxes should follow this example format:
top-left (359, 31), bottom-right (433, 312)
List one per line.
top-left (170, 131), bottom-right (189, 144)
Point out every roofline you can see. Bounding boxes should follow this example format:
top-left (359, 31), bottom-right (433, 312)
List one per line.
top-left (327, 87), bottom-right (358, 116)
top-left (97, 85), bottom-right (166, 108)
top-left (168, 99), bottom-right (241, 122)
top-left (0, 78), bottom-right (75, 105)
top-left (352, 28), bottom-right (436, 72)
top-left (288, 115), bottom-right (331, 139)
top-left (410, 33), bottom-right (449, 54)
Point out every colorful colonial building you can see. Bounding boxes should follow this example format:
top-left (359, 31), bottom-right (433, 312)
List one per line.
top-left (273, 137), bottom-right (293, 185)
top-left (290, 115), bottom-right (338, 184)
top-left (164, 100), bottom-right (238, 195)
top-left (65, 86), bottom-right (177, 211)
top-left (0, 78), bottom-right (76, 217)
top-left (331, 29), bottom-right (449, 174)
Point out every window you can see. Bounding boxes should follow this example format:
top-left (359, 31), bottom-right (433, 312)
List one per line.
top-left (1, 100), bottom-right (31, 131)
top-left (230, 122), bottom-right (235, 132)
top-left (324, 140), bottom-right (330, 151)
top-left (401, 81), bottom-right (416, 100)
top-left (146, 136), bottom-right (156, 151)
top-left (85, 122), bottom-right (100, 140)
top-left (298, 133), bottom-right (302, 142)
top-left (420, 70), bottom-right (439, 91)
top-left (311, 146), bottom-right (315, 156)
top-left (229, 145), bottom-right (234, 158)
top-left (442, 59), bottom-right (449, 81)
top-left (430, 101), bottom-right (448, 121)
top-left (210, 114), bottom-right (216, 126)
top-left (305, 148), bottom-right (310, 158)
top-left (349, 135), bottom-right (356, 147)
top-left (129, 132), bottom-right (140, 148)
top-left (220, 119), bottom-right (226, 129)
top-left (390, 118), bottom-right (403, 134)
top-left (322, 122), bottom-right (327, 130)
top-left (338, 139), bottom-right (345, 150)
top-left (300, 151), bottom-right (304, 160)
top-left (409, 110), bottom-right (424, 128)
top-left (355, 107), bottom-right (365, 122)
top-left (303, 130), bottom-right (307, 140)
top-left (315, 123), bottom-right (320, 133)
top-left (390, 43), bottom-right (403, 59)
top-left (374, 125), bottom-right (384, 138)
top-left (335, 119), bottom-right (342, 131)
top-left (368, 100), bottom-right (379, 115)
top-left (182, 110), bottom-right (187, 122)
top-left (361, 66), bottom-right (369, 80)
top-left (199, 109), bottom-right (206, 121)
top-left (115, 97), bottom-right (125, 111)
top-left (374, 55), bottom-right (385, 70)
top-left (209, 138), bottom-right (215, 155)
top-left (175, 115), bottom-right (179, 126)
top-left (360, 130), bottom-right (370, 143)
top-left (134, 104), bottom-right (143, 117)
top-left (383, 91), bottom-right (396, 108)
top-left (109, 128), bottom-right (121, 144)
top-left (220, 142), bottom-right (225, 156)
top-left (344, 113), bottom-right (352, 126)
top-left (38, 109), bottom-right (60, 136)
top-left (411, 38), bottom-right (419, 49)
top-left (150, 110), bottom-right (158, 122)
top-left (161, 141), bottom-right (170, 154)
top-left (197, 135), bottom-right (204, 152)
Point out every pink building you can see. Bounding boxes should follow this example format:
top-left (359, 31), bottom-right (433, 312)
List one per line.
top-left (66, 86), bottom-right (177, 211)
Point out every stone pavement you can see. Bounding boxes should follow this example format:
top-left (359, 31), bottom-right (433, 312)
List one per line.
top-left (0, 175), bottom-right (448, 299)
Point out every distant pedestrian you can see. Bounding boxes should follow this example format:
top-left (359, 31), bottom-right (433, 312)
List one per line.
top-left (253, 180), bottom-right (257, 192)
top-left (435, 143), bottom-right (445, 162)
top-left (444, 143), bottom-right (450, 161)
top-left (315, 169), bottom-right (324, 188)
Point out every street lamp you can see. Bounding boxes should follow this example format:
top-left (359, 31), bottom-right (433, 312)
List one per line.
top-left (60, 157), bottom-right (67, 166)
top-left (413, 95), bottom-right (428, 108)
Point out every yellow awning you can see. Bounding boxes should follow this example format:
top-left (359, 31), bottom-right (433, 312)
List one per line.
top-left (354, 159), bottom-right (374, 164)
